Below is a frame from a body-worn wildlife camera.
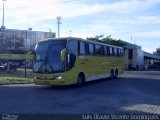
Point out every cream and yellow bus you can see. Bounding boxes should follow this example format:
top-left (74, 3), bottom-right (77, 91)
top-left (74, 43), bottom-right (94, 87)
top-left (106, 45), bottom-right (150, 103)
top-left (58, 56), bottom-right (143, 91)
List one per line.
top-left (33, 37), bottom-right (124, 86)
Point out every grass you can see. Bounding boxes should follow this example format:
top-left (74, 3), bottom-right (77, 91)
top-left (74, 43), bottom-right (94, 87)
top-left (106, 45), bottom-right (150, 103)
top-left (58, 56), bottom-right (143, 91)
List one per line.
top-left (0, 77), bottom-right (34, 85)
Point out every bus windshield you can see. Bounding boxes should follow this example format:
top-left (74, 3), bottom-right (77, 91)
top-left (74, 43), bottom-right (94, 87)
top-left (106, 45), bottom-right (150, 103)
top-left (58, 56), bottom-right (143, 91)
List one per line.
top-left (33, 40), bottom-right (66, 73)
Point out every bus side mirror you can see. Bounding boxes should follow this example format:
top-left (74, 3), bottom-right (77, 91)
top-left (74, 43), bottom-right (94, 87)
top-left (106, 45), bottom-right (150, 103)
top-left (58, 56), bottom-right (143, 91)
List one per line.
top-left (61, 48), bottom-right (66, 62)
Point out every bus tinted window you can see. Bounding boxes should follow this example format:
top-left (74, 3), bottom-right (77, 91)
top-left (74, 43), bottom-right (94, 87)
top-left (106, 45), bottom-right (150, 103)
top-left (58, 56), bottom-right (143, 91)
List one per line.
top-left (67, 40), bottom-right (77, 69)
top-left (95, 44), bottom-right (100, 55)
top-left (79, 41), bottom-right (86, 55)
top-left (95, 44), bottom-right (104, 55)
top-left (117, 49), bottom-right (120, 56)
top-left (114, 48), bottom-right (117, 56)
top-left (104, 46), bottom-right (107, 56)
top-left (120, 49), bottom-right (124, 56)
top-left (88, 43), bottom-right (94, 55)
top-left (101, 46), bottom-right (104, 55)
top-left (67, 40), bottom-right (77, 55)
top-left (110, 47), bottom-right (113, 56)
top-left (112, 48), bottom-right (115, 56)
top-left (106, 46), bottom-right (110, 56)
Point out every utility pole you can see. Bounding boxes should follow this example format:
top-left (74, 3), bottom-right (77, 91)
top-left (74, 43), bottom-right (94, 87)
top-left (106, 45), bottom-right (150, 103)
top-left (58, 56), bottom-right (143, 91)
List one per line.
top-left (69, 30), bottom-right (72, 37)
top-left (131, 36), bottom-right (132, 42)
top-left (1, 0), bottom-right (6, 51)
top-left (49, 29), bottom-right (51, 38)
top-left (25, 30), bottom-right (27, 78)
top-left (57, 16), bottom-right (62, 38)
top-left (131, 35), bottom-right (136, 45)
top-left (2, 0), bottom-right (6, 27)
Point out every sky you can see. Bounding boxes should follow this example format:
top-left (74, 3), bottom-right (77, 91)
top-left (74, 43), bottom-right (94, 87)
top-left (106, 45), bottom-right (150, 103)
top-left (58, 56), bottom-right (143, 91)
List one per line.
top-left (0, 0), bottom-right (160, 53)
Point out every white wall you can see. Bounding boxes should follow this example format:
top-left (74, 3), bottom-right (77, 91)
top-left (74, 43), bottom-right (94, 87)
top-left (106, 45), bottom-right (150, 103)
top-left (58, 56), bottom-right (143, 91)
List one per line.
top-left (136, 48), bottom-right (144, 69)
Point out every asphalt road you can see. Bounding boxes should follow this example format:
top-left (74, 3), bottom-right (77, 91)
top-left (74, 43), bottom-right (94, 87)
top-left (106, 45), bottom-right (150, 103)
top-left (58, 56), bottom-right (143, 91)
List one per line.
top-left (0, 71), bottom-right (160, 116)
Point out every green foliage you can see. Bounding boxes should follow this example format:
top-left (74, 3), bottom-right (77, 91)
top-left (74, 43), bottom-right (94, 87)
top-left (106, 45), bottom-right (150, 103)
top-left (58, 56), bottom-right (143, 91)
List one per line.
top-left (87, 35), bottom-right (127, 47)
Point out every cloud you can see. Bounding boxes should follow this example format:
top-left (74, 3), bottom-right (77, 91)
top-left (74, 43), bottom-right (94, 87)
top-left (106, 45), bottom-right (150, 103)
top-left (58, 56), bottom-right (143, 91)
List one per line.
top-left (2, 0), bottom-right (160, 25)
top-left (115, 16), bottom-right (160, 25)
top-left (136, 16), bottom-right (160, 24)
top-left (3, 0), bottom-right (106, 23)
top-left (105, 0), bottom-right (160, 13)
top-left (133, 30), bottom-right (160, 38)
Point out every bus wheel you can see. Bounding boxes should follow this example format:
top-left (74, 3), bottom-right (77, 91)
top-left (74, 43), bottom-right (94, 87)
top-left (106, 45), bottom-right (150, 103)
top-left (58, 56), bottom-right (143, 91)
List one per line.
top-left (114, 69), bottom-right (118, 78)
top-left (110, 70), bottom-right (114, 79)
top-left (77, 73), bottom-right (85, 87)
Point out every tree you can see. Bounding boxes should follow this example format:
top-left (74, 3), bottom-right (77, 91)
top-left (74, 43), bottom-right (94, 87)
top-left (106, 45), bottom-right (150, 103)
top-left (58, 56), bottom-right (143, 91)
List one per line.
top-left (87, 35), bottom-right (126, 47)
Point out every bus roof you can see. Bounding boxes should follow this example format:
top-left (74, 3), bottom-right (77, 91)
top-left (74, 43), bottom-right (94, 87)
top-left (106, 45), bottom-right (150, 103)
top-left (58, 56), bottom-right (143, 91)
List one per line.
top-left (39, 37), bottom-right (123, 49)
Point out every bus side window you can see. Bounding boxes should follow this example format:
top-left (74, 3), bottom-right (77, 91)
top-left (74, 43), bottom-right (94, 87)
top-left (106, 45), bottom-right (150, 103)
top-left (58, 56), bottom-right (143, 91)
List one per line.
top-left (100, 46), bottom-right (105, 55)
top-left (114, 48), bottom-right (117, 56)
top-left (104, 46), bottom-right (107, 56)
top-left (120, 49), bottom-right (124, 57)
top-left (95, 44), bottom-right (100, 55)
top-left (106, 46), bottom-right (110, 56)
top-left (112, 47), bottom-right (115, 56)
top-left (95, 44), bottom-right (99, 55)
top-left (67, 40), bottom-right (77, 69)
top-left (78, 41), bottom-right (86, 55)
top-left (95, 44), bottom-right (104, 56)
top-left (88, 43), bottom-right (95, 55)
top-left (117, 49), bottom-right (120, 57)
top-left (110, 47), bottom-right (113, 56)
top-left (67, 40), bottom-right (77, 55)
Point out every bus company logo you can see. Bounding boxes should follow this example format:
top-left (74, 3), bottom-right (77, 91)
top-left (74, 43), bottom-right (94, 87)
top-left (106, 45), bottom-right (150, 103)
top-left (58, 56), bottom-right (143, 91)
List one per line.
top-left (1, 114), bottom-right (18, 120)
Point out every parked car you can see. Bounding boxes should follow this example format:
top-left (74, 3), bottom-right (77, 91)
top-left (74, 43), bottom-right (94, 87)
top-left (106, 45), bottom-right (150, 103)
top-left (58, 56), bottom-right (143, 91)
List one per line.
top-left (0, 63), bottom-right (7, 70)
top-left (9, 62), bottom-right (17, 71)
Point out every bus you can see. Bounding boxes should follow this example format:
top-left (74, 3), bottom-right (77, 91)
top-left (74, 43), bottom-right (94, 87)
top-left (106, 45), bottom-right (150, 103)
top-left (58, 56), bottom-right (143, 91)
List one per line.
top-left (33, 37), bottom-right (124, 86)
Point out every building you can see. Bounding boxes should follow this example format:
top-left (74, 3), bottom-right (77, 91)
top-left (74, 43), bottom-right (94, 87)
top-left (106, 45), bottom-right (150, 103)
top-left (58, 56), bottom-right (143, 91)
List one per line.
top-left (124, 43), bottom-right (160, 70)
top-left (144, 51), bottom-right (160, 68)
top-left (153, 48), bottom-right (160, 56)
top-left (0, 27), bottom-right (56, 53)
top-left (124, 43), bottom-right (144, 70)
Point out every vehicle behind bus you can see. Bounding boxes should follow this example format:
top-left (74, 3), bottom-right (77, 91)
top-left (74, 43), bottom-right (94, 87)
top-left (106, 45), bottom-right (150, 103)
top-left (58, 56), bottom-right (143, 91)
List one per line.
top-left (33, 37), bottom-right (124, 86)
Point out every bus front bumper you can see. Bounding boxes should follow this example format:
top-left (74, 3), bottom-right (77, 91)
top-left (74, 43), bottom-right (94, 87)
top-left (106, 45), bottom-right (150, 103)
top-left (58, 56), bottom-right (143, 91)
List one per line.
top-left (33, 72), bottom-right (78, 86)
top-left (34, 79), bottom-right (67, 86)
top-left (33, 75), bottom-right (76, 86)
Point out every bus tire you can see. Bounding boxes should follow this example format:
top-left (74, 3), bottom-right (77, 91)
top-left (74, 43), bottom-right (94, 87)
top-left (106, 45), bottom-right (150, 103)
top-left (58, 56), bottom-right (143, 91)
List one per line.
top-left (77, 73), bottom-right (85, 87)
top-left (110, 70), bottom-right (114, 79)
top-left (114, 69), bottom-right (118, 78)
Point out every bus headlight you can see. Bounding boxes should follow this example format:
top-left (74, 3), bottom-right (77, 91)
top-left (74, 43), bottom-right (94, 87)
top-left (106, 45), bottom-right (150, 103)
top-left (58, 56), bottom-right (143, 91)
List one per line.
top-left (53, 75), bottom-right (63, 80)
